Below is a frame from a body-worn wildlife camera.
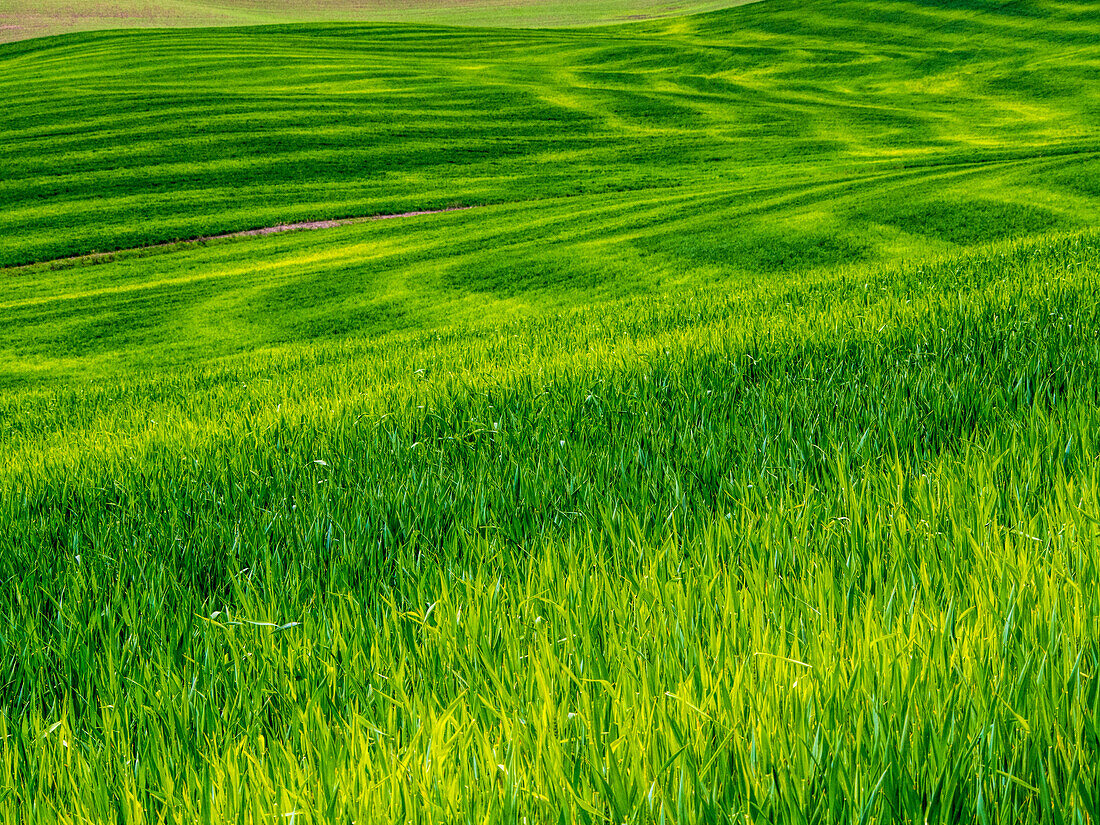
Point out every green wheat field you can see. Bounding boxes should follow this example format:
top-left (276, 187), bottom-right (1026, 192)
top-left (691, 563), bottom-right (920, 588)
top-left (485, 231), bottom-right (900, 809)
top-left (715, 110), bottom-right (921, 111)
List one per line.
top-left (1, 0), bottom-right (1099, 820)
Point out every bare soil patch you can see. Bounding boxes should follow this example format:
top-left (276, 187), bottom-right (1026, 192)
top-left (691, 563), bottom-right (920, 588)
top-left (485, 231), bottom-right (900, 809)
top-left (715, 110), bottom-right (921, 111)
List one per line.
top-left (11, 206), bottom-right (477, 272)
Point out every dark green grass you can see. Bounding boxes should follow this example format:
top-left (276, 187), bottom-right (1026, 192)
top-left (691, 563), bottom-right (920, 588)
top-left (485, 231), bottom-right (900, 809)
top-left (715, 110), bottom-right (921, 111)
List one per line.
top-left (2, 0), bottom-right (1099, 269)
top-left (853, 198), bottom-right (1068, 245)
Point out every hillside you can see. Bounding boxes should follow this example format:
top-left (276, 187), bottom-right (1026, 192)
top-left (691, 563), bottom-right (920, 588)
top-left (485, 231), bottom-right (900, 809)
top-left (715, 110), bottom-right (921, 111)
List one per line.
top-left (3, 0), bottom-right (1098, 384)
top-left (1, 1), bottom-right (1099, 821)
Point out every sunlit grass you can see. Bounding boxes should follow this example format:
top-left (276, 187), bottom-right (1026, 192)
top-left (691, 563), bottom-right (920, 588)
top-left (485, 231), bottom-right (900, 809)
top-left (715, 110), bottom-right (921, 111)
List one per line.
top-left (2, 0), bottom-right (1099, 820)
top-left (2, 231), bottom-right (1099, 821)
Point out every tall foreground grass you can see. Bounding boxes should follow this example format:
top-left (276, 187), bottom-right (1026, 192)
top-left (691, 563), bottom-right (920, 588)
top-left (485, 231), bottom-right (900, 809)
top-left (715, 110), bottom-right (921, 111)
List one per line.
top-left (1, 233), bottom-right (1098, 821)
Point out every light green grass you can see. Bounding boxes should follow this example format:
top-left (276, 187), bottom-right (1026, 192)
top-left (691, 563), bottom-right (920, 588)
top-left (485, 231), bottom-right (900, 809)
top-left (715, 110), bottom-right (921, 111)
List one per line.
top-left (1, 0), bottom-right (1099, 821)
top-left (3, 232), bottom-right (1100, 821)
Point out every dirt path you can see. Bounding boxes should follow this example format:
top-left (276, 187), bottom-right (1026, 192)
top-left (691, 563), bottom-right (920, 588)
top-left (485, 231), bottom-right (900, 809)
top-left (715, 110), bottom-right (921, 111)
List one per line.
top-left (222, 207), bottom-right (474, 239)
top-left (15, 205), bottom-right (477, 271)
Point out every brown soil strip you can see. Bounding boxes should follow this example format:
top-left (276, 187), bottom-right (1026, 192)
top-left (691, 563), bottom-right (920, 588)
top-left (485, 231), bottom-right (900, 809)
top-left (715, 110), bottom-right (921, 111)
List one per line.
top-left (223, 206), bottom-right (474, 239)
top-left (13, 205), bottom-right (477, 271)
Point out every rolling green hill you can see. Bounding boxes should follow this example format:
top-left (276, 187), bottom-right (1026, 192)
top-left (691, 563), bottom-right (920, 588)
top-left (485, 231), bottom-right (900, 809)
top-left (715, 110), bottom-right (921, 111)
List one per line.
top-left (1, 1), bottom-right (1100, 821)
top-left (3, 0), bottom-right (1099, 382)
